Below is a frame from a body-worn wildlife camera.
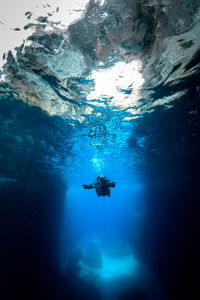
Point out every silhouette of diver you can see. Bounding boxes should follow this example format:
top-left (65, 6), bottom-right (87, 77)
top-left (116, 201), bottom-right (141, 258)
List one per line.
top-left (82, 175), bottom-right (115, 197)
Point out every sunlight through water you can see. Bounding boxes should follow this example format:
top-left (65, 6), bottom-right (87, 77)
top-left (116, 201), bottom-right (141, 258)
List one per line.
top-left (1, 1), bottom-right (198, 299)
top-left (87, 60), bottom-right (145, 114)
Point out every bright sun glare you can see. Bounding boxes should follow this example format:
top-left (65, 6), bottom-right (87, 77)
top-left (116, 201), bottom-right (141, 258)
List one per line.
top-left (87, 60), bottom-right (144, 114)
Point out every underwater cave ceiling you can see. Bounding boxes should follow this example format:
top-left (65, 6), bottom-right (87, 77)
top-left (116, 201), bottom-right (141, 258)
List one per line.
top-left (0, 0), bottom-right (200, 120)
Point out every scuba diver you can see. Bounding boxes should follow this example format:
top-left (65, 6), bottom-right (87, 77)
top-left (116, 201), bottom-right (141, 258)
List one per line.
top-left (82, 175), bottom-right (115, 197)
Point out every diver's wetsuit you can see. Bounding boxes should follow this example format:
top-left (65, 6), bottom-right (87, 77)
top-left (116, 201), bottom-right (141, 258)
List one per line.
top-left (83, 176), bottom-right (115, 197)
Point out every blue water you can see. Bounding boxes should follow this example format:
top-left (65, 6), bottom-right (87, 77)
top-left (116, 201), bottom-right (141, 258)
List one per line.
top-left (0, 78), bottom-right (199, 299)
top-left (0, 1), bottom-right (200, 299)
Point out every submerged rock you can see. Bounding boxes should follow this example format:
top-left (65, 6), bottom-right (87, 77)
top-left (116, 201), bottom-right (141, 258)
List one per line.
top-left (81, 241), bottom-right (103, 269)
top-left (0, 0), bottom-right (199, 120)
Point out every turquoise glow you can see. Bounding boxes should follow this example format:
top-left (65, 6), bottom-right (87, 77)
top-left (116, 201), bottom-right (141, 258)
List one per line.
top-left (78, 241), bottom-right (139, 280)
top-left (100, 253), bottom-right (138, 279)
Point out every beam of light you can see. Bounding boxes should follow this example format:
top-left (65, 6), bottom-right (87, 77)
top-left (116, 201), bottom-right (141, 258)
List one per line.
top-left (90, 157), bottom-right (103, 172)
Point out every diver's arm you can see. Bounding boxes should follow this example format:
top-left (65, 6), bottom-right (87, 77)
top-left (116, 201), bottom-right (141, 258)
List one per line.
top-left (108, 181), bottom-right (115, 188)
top-left (82, 184), bottom-right (95, 189)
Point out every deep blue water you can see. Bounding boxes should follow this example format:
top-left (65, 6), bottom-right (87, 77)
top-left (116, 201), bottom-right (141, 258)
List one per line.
top-left (0, 1), bottom-right (200, 298)
top-left (0, 73), bottom-right (199, 300)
